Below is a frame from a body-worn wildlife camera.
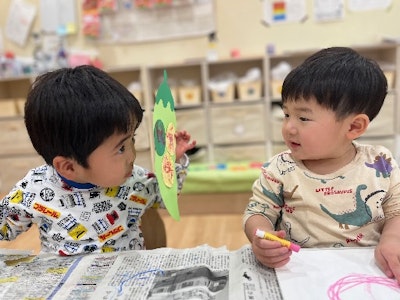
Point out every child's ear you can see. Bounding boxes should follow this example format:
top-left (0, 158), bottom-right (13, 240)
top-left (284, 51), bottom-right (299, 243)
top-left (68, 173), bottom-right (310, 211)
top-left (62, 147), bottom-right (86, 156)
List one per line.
top-left (52, 156), bottom-right (77, 180)
top-left (346, 114), bottom-right (369, 139)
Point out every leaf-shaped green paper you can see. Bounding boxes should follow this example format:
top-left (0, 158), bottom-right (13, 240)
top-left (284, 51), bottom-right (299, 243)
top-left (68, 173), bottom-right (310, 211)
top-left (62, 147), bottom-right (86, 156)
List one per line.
top-left (153, 70), bottom-right (179, 221)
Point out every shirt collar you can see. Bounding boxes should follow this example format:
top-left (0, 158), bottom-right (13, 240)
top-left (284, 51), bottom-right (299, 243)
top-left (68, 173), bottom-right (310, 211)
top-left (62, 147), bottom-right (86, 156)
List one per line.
top-left (57, 173), bottom-right (96, 189)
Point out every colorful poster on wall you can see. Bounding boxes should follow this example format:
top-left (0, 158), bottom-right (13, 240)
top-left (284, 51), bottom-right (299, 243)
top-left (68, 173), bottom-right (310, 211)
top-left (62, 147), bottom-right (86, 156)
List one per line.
top-left (153, 70), bottom-right (180, 221)
top-left (262, 0), bottom-right (306, 25)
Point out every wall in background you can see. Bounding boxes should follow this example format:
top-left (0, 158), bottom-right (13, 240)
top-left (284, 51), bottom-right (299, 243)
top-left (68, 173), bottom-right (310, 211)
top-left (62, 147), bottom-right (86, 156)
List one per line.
top-left (0, 0), bottom-right (399, 68)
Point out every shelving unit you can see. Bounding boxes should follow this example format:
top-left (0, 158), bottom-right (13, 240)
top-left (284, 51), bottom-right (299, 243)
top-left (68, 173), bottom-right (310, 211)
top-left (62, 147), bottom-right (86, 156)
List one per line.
top-left (146, 57), bottom-right (269, 164)
top-left (0, 43), bottom-right (398, 194)
top-left (206, 57), bottom-right (267, 163)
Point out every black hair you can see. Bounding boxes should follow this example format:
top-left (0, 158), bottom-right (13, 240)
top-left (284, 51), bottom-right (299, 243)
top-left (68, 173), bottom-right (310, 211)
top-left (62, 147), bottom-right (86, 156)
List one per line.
top-left (25, 65), bottom-right (144, 167)
top-left (281, 47), bottom-right (388, 121)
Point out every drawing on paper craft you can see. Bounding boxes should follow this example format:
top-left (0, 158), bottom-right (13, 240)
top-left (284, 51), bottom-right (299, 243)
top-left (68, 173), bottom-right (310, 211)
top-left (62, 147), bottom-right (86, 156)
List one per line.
top-left (327, 273), bottom-right (400, 300)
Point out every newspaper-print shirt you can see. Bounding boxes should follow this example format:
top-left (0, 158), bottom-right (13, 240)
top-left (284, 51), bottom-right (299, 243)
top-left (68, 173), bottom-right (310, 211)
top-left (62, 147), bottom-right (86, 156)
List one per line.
top-left (244, 142), bottom-right (400, 248)
top-left (0, 156), bottom-right (189, 256)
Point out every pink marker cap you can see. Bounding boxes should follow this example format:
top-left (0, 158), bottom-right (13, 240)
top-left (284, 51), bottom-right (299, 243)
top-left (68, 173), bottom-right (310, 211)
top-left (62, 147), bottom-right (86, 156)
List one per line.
top-left (289, 243), bottom-right (301, 252)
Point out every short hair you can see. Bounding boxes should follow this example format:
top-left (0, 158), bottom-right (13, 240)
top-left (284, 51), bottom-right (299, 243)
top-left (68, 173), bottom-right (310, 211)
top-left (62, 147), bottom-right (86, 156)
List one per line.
top-left (281, 47), bottom-right (388, 121)
top-left (25, 65), bottom-right (144, 167)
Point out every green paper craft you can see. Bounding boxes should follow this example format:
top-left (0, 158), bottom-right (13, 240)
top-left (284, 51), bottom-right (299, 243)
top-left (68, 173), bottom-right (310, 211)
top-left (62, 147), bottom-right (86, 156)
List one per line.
top-left (153, 70), bottom-right (180, 221)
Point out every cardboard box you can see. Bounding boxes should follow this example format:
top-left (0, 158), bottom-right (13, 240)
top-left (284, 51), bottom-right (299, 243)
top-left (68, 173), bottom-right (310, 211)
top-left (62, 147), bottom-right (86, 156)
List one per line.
top-left (15, 98), bottom-right (26, 116)
top-left (271, 80), bottom-right (283, 99)
top-left (0, 99), bottom-right (18, 117)
top-left (178, 86), bottom-right (201, 105)
top-left (237, 80), bottom-right (262, 101)
top-left (210, 83), bottom-right (234, 103)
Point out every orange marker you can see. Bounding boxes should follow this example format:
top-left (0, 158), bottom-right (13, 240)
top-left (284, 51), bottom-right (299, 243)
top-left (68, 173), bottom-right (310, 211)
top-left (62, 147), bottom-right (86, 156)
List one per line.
top-left (255, 229), bottom-right (301, 252)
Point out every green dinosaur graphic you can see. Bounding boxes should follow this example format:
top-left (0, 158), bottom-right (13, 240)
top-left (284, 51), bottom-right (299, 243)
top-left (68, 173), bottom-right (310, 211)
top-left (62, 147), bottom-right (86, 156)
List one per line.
top-left (320, 184), bottom-right (384, 229)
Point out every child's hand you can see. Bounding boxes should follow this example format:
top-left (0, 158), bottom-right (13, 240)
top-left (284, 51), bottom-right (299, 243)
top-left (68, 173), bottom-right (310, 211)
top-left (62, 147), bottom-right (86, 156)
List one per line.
top-left (375, 237), bottom-right (400, 283)
top-left (175, 130), bottom-right (196, 161)
top-left (374, 216), bottom-right (400, 283)
top-left (251, 230), bottom-right (292, 268)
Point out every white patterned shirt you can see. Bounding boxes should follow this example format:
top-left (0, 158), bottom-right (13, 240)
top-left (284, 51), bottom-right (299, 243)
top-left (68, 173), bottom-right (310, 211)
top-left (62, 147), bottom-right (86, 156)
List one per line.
top-left (0, 156), bottom-right (189, 255)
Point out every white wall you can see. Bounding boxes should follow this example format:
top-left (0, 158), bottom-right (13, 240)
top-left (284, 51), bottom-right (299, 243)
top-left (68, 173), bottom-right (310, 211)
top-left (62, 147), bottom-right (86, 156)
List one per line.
top-left (1, 0), bottom-right (399, 67)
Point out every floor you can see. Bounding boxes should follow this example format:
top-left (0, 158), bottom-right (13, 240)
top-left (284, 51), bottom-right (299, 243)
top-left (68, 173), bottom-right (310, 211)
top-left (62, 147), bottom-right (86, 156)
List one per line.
top-left (161, 212), bottom-right (249, 251)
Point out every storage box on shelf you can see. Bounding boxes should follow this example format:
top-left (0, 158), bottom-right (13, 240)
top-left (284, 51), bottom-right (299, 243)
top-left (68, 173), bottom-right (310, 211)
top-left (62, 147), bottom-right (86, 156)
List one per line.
top-left (178, 86), bottom-right (201, 105)
top-left (207, 57), bottom-right (264, 103)
top-left (237, 79), bottom-right (262, 101)
top-left (209, 82), bottom-right (235, 103)
top-left (0, 100), bottom-right (18, 117)
top-left (178, 78), bottom-right (202, 106)
top-left (0, 76), bottom-right (33, 100)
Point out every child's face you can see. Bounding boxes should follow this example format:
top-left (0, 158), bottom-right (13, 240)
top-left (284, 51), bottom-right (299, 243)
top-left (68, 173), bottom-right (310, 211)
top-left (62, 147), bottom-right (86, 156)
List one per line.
top-left (74, 130), bottom-right (136, 187)
top-left (281, 98), bottom-right (353, 162)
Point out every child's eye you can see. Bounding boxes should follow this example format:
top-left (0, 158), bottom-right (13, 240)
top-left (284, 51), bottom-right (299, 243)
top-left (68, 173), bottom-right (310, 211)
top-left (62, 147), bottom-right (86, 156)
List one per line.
top-left (118, 145), bottom-right (126, 154)
top-left (299, 117), bottom-right (310, 121)
top-left (131, 134), bottom-right (136, 144)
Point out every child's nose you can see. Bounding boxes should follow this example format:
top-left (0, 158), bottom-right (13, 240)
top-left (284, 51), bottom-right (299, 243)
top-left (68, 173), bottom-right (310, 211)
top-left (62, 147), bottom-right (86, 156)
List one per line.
top-left (283, 120), bottom-right (297, 134)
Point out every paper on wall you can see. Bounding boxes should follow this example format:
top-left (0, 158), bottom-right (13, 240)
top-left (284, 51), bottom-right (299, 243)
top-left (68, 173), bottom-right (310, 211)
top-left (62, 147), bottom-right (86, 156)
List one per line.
top-left (348, 0), bottom-right (392, 12)
top-left (40, 0), bottom-right (77, 34)
top-left (314, 0), bottom-right (344, 22)
top-left (5, 0), bottom-right (36, 47)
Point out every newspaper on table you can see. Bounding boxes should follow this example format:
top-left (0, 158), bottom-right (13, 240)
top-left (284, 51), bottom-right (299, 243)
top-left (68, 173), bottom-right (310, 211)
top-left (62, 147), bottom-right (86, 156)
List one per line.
top-left (0, 244), bottom-right (283, 300)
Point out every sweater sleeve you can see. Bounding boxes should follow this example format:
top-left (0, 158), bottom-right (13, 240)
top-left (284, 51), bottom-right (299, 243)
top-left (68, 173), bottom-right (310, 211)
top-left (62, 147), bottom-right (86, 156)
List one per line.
top-left (0, 182), bottom-right (35, 241)
top-left (175, 153), bottom-right (190, 193)
top-left (243, 159), bottom-right (286, 230)
top-left (382, 154), bottom-right (400, 219)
